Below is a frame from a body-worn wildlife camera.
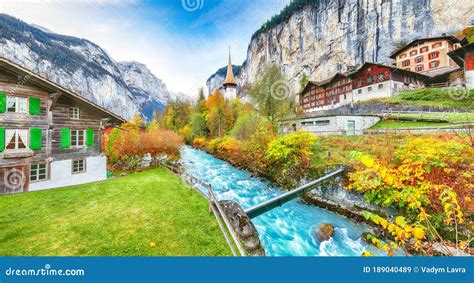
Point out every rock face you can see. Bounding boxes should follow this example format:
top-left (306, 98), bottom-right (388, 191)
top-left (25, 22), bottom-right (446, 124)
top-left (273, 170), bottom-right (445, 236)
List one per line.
top-left (238, 0), bottom-right (474, 89)
top-left (0, 14), bottom-right (171, 120)
top-left (118, 61), bottom-right (169, 119)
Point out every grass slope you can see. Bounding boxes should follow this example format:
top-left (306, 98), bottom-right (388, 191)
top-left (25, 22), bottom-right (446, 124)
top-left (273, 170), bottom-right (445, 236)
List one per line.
top-left (370, 120), bottom-right (450, 129)
top-left (0, 168), bottom-right (230, 256)
top-left (373, 88), bottom-right (474, 110)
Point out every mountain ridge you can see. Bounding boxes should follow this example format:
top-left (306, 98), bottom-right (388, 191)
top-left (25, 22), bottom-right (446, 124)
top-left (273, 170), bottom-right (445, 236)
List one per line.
top-left (0, 13), bottom-right (170, 120)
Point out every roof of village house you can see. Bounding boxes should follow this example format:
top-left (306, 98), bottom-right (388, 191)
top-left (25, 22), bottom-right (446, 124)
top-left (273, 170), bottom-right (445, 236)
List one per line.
top-left (223, 49), bottom-right (237, 86)
top-left (389, 36), bottom-right (461, 59)
top-left (0, 57), bottom-right (126, 123)
top-left (349, 62), bottom-right (431, 80)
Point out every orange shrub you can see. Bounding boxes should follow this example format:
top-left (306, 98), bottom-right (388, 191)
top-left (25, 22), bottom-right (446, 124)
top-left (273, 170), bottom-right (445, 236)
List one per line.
top-left (141, 129), bottom-right (184, 160)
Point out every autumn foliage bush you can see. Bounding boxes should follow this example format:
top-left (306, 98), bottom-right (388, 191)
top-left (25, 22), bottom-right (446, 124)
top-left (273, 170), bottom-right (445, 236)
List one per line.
top-left (348, 135), bottom-right (473, 255)
top-left (105, 117), bottom-right (183, 171)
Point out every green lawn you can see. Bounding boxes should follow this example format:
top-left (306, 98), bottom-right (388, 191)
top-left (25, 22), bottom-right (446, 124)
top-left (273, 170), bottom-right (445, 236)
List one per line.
top-left (0, 168), bottom-right (231, 256)
top-left (370, 120), bottom-right (452, 129)
top-left (391, 112), bottom-right (474, 123)
top-left (370, 88), bottom-right (474, 110)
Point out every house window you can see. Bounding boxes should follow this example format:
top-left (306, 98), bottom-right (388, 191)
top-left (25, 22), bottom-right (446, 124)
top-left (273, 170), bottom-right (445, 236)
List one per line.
top-left (402, 59), bottom-right (410, 67)
top-left (71, 130), bottom-right (85, 147)
top-left (430, 61), bottom-right (440, 69)
top-left (7, 96), bottom-right (27, 113)
top-left (368, 86), bottom-right (373, 92)
top-left (415, 56), bottom-right (423, 63)
top-left (410, 50), bottom-right (417, 56)
top-left (428, 51), bottom-right (439, 60)
top-left (420, 46), bottom-right (429, 53)
top-left (72, 159), bottom-right (86, 174)
top-left (358, 89), bottom-right (362, 94)
top-left (30, 163), bottom-right (47, 182)
top-left (432, 42), bottom-right (442, 48)
top-left (5, 129), bottom-right (28, 150)
top-left (416, 65), bottom-right (424, 72)
top-left (315, 120), bottom-right (330, 126)
top-left (378, 84), bottom-right (383, 89)
top-left (367, 77), bottom-right (372, 84)
top-left (399, 53), bottom-right (407, 59)
top-left (69, 107), bottom-right (80, 119)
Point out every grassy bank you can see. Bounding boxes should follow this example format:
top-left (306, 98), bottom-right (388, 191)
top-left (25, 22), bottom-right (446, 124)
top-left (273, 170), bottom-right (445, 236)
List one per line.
top-left (0, 168), bottom-right (230, 256)
top-left (372, 88), bottom-right (474, 110)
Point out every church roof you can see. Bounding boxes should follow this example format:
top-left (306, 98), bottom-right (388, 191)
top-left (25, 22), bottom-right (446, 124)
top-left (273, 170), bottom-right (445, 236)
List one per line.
top-left (223, 50), bottom-right (237, 86)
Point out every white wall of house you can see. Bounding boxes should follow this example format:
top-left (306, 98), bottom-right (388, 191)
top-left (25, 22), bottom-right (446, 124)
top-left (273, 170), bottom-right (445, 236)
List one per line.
top-left (29, 155), bottom-right (107, 191)
top-left (466, 70), bottom-right (474, 89)
top-left (351, 81), bottom-right (394, 102)
top-left (281, 115), bottom-right (381, 135)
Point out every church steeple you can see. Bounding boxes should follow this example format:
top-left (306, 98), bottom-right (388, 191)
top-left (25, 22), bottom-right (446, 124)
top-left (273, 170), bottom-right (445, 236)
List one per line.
top-left (223, 46), bottom-right (237, 86)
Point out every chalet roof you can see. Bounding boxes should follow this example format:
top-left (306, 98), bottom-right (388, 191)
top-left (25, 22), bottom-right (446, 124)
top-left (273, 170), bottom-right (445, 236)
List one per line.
top-left (0, 57), bottom-right (126, 124)
top-left (349, 62), bottom-right (431, 81)
top-left (448, 42), bottom-right (474, 67)
top-left (223, 50), bottom-right (237, 86)
top-left (389, 36), bottom-right (461, 59)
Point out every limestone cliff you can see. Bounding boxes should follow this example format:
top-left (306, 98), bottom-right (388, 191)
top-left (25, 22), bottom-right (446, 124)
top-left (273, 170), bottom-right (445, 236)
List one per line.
top-left (238, 0), bottom-right (474, 90)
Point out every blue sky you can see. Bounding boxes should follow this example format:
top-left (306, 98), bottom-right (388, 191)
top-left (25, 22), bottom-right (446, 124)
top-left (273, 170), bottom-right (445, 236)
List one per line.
top-left (1, 0), bottom-right (290, 96)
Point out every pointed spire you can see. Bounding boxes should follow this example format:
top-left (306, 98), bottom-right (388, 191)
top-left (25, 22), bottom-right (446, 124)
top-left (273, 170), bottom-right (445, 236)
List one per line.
top-left (223, 46), bottom-right (237, 86)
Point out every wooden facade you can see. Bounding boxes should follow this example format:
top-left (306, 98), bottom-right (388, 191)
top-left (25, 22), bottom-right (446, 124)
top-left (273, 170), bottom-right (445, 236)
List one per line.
top-left (300, 74), bottom-right (352, 110)
top-left (300, 63), bottom-right (429, 112)
top-left (0, 58), bottom-right (125, 194)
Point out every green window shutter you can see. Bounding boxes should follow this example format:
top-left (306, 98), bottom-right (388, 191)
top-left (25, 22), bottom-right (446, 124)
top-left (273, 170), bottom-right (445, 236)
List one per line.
top-left (29, 97), bottom-right (41, 115)
top-left (30, 128), bottom-right (42, 150)
top-left (0, 128), bottom-right (4, 152)
top-left (86, 128), bottom-right (94, 147)
top-left (61, 128), bottom-right (71, 149)
top-left (0, 93), bottom-right (6, 113)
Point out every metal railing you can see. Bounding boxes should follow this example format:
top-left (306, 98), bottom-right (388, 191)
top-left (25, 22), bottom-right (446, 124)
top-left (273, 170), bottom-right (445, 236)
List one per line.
top-left (159, 161), bottom-right (246, 256)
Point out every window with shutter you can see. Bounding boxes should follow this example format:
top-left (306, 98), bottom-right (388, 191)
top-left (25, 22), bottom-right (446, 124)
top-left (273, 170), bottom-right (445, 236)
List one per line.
top-left (30, 128), bottom-right (42, 150)
top-left (0, 93), bottom-right (6, 113)
top-left (86, 129), bottom-right (94, 147)
top-left (0, 128), bottom-right (4, 152)
top-left (29, 97), bottom-right (41, 115)
top-left (61, 128), bottom-right (71, 148)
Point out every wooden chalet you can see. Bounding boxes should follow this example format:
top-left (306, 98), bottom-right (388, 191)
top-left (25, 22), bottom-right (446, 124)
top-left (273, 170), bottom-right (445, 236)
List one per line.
top-left (0, 57), bottom-right (126, 194)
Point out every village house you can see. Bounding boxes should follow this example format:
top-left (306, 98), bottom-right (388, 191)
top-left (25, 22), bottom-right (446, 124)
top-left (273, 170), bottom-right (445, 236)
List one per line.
top-left (389, 36), bottom-right (462, 77)
top-left (0, 57), bottom-right (125, 195)
top-left (448, 42), bottom-right (474, 88)
top-left (300, 72), bottom-right (353, 111)
top-left (300, 62), bottom-right (429, 113)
